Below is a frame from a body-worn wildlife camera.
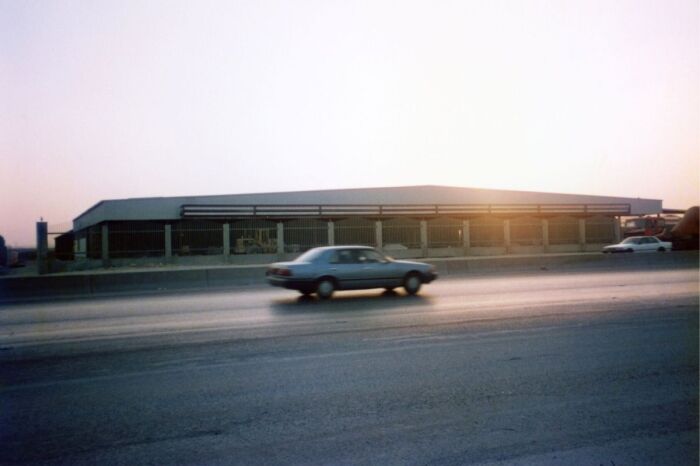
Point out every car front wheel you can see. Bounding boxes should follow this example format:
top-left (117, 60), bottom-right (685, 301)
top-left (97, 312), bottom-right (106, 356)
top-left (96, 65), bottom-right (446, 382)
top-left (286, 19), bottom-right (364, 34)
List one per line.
top-left (404, 273), bottom-right (422, 295)
top-left (658, 247), bottom-right (666, 252)
top-left (316, 278), bottom-right (335, 300)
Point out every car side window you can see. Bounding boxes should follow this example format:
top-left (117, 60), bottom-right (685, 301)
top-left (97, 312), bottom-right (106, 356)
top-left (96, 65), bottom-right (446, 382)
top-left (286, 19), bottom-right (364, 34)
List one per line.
top-left (363, 250), bottom-right (386, 263)
top-left (334, 249), bottom-right (355, 264)
top-left (354, 250), bottom-right (369, 263)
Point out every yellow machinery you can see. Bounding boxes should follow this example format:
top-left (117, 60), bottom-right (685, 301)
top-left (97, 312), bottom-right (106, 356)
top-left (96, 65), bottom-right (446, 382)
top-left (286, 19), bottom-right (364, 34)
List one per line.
top-left (234, 229), bottom-right (277, 254)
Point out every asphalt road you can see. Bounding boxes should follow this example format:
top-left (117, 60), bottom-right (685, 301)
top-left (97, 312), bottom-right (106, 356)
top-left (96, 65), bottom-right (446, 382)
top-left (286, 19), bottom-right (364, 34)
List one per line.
top-left (1, 266), bottom-right (698, 465)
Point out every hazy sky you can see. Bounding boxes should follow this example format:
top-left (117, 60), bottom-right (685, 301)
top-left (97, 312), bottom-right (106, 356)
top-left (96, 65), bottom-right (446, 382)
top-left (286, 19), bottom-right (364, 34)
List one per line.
top-left (1, 0), bottom-right (698, 246)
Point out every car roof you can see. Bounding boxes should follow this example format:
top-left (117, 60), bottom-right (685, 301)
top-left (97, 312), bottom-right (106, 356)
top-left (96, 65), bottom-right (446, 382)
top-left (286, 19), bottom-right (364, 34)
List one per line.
top-left (312, 245), bottom-right (375, 251)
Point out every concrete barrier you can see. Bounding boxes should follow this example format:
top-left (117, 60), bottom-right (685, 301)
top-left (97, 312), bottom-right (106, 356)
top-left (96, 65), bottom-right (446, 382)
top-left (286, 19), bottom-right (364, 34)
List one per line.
top-left (0, 274), bottom-right (92, 299)
top-left (0, 251), bottom-right (696, 304)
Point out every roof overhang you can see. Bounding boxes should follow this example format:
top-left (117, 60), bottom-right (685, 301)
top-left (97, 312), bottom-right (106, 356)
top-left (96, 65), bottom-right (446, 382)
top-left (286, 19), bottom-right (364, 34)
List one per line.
top-left (181, 202), bottom-right (632, 219)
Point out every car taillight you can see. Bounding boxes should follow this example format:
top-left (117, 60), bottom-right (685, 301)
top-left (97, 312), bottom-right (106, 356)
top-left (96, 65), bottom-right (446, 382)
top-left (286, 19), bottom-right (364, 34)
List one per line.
top-left (277, 268), bottom-right (292, 276)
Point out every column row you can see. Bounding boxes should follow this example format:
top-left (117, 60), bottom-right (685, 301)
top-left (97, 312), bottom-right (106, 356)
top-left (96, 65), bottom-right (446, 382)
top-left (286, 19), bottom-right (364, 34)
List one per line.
top-left (94, 218), bottom-right (622, 261)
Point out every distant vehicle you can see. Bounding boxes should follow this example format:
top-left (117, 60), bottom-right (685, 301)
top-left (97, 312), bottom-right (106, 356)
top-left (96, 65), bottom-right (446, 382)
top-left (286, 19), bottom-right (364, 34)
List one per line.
top-left (266, 245), bottom-right (437, 299)
top-left (602, 236), bottom-right (672, 253)
top-left (661, 206), bottom-right (699, 251)
top-left (622, 215), bottom-right (681, 238)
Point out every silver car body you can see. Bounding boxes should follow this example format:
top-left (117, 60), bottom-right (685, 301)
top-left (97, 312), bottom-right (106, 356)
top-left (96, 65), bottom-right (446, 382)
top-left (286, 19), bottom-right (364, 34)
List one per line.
top-left (602, 236), bottom-right (672, 253)
top-left (266, 245), bottom-right (437, 298)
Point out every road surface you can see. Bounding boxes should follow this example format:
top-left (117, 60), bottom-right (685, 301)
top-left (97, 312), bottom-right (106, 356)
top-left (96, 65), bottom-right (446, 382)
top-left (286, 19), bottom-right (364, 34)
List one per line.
top-left (1, 266), bottom-right (698, 465)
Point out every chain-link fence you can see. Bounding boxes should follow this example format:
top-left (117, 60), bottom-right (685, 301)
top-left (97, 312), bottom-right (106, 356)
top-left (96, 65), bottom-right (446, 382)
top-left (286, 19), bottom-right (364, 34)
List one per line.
top-left (428, 218), bottom-right (463, 248)
top-left (283, 219), bottom-right (328, 253)
top-left (108, 221), bottom-right (165, 258)
top-left (72, 214), bottom-right (620, 261)
top-left (85, 225), bottom-right (102, 259)
top-left (334, 218), bottom-right (376, 246)
top-left (548, 216), bottom-right (579, 245)
top-left (510, 216), bottom-right (543, 246)
top-left (382, 218), bottom-right (421, 249)
top-left (469, 217), bottom-right (504, 247)
top-left (172, 220), bottom-right (223, 256)
top-left (586, 216), bottom-right (615, 243)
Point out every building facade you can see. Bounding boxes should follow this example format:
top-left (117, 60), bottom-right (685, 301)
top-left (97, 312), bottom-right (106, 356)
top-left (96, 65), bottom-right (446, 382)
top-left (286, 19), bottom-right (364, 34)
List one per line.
top-left (70, 185), bottom-right (663, 266)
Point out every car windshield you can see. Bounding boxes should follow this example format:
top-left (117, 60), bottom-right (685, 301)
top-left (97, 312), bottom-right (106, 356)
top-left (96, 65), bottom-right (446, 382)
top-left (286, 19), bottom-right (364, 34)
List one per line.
top-left (294, 248), bottom-right (326, 262)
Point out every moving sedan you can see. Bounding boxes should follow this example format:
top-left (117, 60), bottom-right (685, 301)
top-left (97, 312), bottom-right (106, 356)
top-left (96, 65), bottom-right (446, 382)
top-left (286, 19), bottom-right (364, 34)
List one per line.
top-left (266, 245), bottom-right (437, 299)
top-left (602, 236), bottom-right (672, 253)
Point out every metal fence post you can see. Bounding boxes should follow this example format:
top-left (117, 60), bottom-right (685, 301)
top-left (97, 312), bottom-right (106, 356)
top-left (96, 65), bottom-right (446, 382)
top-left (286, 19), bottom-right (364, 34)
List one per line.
top-left (614, 217), bottom-right (622, 243)
top-left (578, 219), bottom-right (586, 252)
top-left (375, 221), bottom-right (383, 249)
top-left (223, 223), bottom-right (230, 258)
top-left (420, 220), bottom-right (428, 257)
top-left (327, 221), bottom-right (335, 246)
top-left (462, 219), bottom-right (470, 255)
top-left (504, 219), bottom-right (511, 254)
top-left (101, 224), bottom-right (109, 267)
top-left (165, 224), bottom-right (172, 259)
top-left (37, 221), bottom-right (48, 275)
top-left (277, 222), bottom-right (284, 255)
top-left (542, 218), bottom-right (549, 253)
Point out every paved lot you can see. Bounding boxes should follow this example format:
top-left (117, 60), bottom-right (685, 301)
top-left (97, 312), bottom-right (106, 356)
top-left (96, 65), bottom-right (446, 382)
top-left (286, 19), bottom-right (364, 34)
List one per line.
top-left (1, 265), bottom-right (698, 465)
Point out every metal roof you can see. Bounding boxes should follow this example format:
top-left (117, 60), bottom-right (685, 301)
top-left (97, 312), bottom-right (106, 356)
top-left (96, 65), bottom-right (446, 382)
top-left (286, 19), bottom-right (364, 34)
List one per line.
top-left (73, 185), bottom-right (663, 231)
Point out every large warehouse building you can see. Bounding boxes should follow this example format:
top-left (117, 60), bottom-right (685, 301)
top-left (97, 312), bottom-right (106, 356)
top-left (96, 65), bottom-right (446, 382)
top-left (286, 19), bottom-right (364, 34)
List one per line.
top-left (71, 185), bottom-right (662, 265)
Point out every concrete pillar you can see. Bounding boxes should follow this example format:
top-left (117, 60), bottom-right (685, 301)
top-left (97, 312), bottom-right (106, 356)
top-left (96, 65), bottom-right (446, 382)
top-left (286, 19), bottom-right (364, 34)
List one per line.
top-left (420, 220), bottom-right (428, 256)
top-left (375, 221), bottom-right (383, 249)
top-left (462, 220), bottom-right (471, 255)
top-left (504, 219), bottom-right (511, 254)
top-left (77, 238), bottom-right (86, 260)
top-left (614, 217), bottom-right (622, 243)
top-left (164, 224), bottom-right (172, 259)
top-left (328, 221), bottom-right (335, 246)
top-left (37, 221), bottom-right (48, 275)
top-left (277, 222), bottom-right (284, 255)
top-left (223, 223), bottom-right (230, 257)
top-left (578, 219), bottom-right (586, 252)
top-left (101, 223), bottom-right (110, 268)
top-left (542, 219), bottom-right (549, 253)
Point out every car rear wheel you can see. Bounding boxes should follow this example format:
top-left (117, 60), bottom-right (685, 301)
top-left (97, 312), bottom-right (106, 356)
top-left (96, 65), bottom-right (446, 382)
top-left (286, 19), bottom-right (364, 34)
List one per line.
top-left (316, 278), bottom-right (335, 300)
top-left (403, 273), bottom-right (422, 295)
top-left (658, 247), bottom-right (666, 252)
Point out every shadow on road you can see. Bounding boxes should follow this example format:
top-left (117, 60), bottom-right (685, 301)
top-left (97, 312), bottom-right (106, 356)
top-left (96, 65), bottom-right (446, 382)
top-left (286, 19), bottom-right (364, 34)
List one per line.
top-left (270, 289), bottom-right (433, 314)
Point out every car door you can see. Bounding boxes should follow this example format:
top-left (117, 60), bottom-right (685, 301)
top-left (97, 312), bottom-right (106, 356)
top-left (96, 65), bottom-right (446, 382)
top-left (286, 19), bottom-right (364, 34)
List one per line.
top-left (646, 237), bottom-right (664, 251)
top-left (640, 237), bottom-right (657, 252)
top-left (627, 238), bottom-right (643, 251)
top-left (353, 248), bottom-right (398, 289)
top-left (326, 249), bottom-right (368, 290)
